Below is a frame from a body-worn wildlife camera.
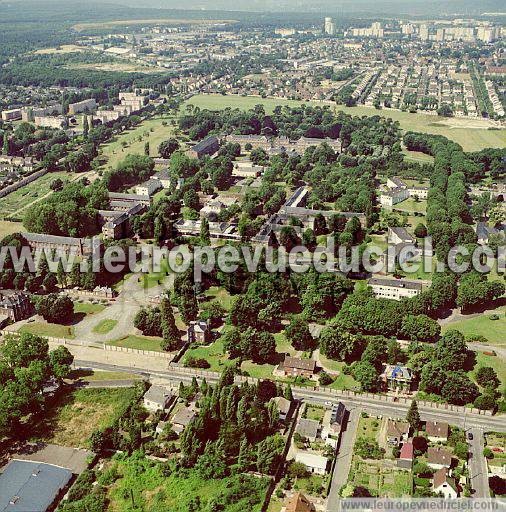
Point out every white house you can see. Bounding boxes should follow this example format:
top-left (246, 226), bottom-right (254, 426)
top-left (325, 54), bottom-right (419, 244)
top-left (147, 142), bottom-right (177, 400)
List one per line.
top-left (143, 386), bottom-right (173, 412)
top-left (433, 468), bottom-right (458, 498)
top-left (368, 278), bottom-right (423, 301)
top-left (295, 451), bottom-right (329, 475)
top-left (135, 179), bottom-right (162, 197)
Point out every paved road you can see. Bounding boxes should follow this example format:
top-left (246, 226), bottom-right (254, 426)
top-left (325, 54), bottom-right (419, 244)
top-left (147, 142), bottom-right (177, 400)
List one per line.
top-left (327, 407), bottom-right (361, 512)
top-left (73, 359), bottom-right (506, 434)
top-left (468, 427), bottom-right (490, 498)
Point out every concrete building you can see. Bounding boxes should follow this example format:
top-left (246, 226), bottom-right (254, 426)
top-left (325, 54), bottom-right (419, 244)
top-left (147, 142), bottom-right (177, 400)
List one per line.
top-left (135, 179), bottom-right (162, 197)
top-left (0, 460), bottom-right (73, 512)
top-left (33, 116), bottom-right (67, 129)
top-left (324, 17), bottom-right (336, 36)
top-left (68, 99), bottom-right (97, 115)
top-left (143, 385), bottom-right (173, 412)
top-left (367, 278), bottom-right (423, 300)
top-left (95, 110), bottom-right (121, 123)
top-left (108, 192), bottom-right (151, 208)
top-left (1, 109), bottom-right (22, 121)
top-left (101, 202), bottom-right (146, 240)
top-left (294, 452), bottom-right (329, 475)
top-left (22, 104), bottom-right (63, 122)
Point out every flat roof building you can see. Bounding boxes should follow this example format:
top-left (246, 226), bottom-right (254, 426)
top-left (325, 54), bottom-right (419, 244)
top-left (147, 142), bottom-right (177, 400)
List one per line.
top-left (0, 460), bottom-right (72, 512)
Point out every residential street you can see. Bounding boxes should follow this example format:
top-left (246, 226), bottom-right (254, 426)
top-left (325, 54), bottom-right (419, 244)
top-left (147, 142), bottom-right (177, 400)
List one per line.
top-left (326, 407), bottom-right (361, 512)
top-left (468, 427), bottom-right (490, 498)
top-left (70, 358), bottom-right (506, 434)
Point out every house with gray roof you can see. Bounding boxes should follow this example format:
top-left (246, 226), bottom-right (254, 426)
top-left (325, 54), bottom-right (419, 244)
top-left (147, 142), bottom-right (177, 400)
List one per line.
top-left (296, 418), bottom-right (320, 442)
top-left (0, 460), bottom-right (72, 512)
top-left (143, 386), bottom-right (173, 413)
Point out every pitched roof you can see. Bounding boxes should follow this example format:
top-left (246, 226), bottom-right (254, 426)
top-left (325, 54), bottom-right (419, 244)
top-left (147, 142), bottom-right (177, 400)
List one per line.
top-left (144, 385), bottom-right (172, 406)
top-left (428, 447), bottom-right (452, 467)
top-left (285, 492), bottom-right (315, 512)
top-left (426, 421), bottom-right (449, 439)
top-left (296, 418), bottom-right (320, 439)
top-left (271, 396), bottom-right (291, 415)
top-left (399, 441), bottom-right (414, 460)
top-left (0, 460), bottom-right (72, 512)
top-left (283, 356), bottom-right (316, 372)
top-left (433, 467), bottom-right (457, 492)
top-left (172, 407), bottom-right (196, 427)
top-left (386, 419), bottom-right (410, 438)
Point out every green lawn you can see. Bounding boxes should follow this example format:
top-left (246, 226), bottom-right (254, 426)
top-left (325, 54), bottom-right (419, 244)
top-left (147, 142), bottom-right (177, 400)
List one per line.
top-left (186, 94), bottom-right (317, 114)
top-left (185, 94), bottom-right (506, 152)
top-left (318, 354), bottom-right (359, 390)
top-left (393, 198), bottom-right (427, 215)
top-left (401, 148), bottom-right (435, 164)
top-left (204, 286), bottom-right (234, 311)
top-left (356, 414), bottom-right (381, 442)
top-left (31, 387), bottom-right (137, 448)
top-left (305, 404), bottom-right (325, 422)
top-left (108, 334), bottom-right (164, 352)
top-left (74, 302), bottom-right (106, 315)
top-left (19, 321), bottom-right (75, 339)
top-left (184, 339), bottom-right (236, 372)
top-left (0, 220), bottom-right (24, 239)
top-left (442, 307), bottom-right (506, 347)
top-left (0, 171), bottom-right (73, 219)
top-left (100, 115), bottom-right (175, 170)
top-left (241, 360), bottom-right (275, 379)
top-left (92, 319), bottom-right (118, 334)
top-left (471, 352), bottom-right (506, 394)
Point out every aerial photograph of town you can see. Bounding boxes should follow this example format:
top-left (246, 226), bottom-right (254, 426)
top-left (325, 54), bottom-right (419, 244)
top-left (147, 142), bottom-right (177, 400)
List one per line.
top-left (0, 0), bottom-right (504, 510)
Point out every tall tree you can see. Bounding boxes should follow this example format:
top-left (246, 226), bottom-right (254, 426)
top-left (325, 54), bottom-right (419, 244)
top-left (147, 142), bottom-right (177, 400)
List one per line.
top-left (406, 400), bottom-right (420, 432)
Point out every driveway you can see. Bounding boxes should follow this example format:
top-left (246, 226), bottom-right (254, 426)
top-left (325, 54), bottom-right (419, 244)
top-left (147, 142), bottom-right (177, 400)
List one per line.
top-left (74, 273), bottom-right (170, 343)
top-left (468, 427), bottom-right (490, 498)
top-left (326, 407), bottom-right (361, 512)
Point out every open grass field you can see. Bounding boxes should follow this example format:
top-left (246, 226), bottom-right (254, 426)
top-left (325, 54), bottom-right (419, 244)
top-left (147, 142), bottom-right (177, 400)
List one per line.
top-left (184, 338), bottom-right (235, 372)
top-left (0, 171), bottom-right (73, 219)
top-left (185, 94), bottom-right (506, 152)
top-left (401, 148), bottom-right (435, 164)
top-left (108, 334), bottom-right (164, 352)
top-left (31, 387), bottom-right (137, 448)
top-left (442, 306), bottom-right (506, 347)
top-left (319, 354), bottom-right (359, 390)
top-left (19, 321), bottom-right (75, 339)
top-left (0, 220), bottom-right (24, 239)
top-left (100, 115), bottom-right (175, 170)
top-left (204, 286), bottom-right (234, 311)
top-left (68, 61), bottom-right (163, 74)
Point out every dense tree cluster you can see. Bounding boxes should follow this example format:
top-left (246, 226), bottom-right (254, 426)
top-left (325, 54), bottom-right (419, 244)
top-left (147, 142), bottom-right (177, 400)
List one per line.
top-left (0, 333), bottom-right (74, 437)
top-left (180, 372), bottom-right (287, 477)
